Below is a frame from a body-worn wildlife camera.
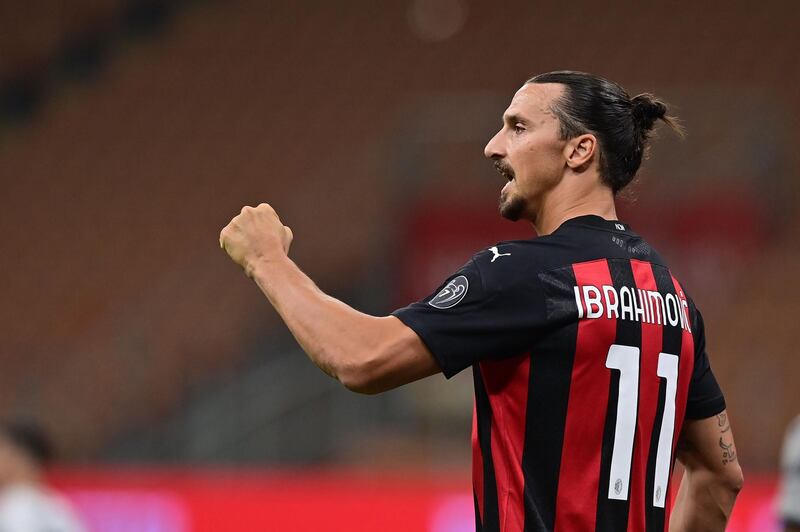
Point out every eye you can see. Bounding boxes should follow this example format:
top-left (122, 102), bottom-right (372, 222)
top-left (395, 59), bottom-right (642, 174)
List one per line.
top-left (513, 123), bottom-right (526, 134)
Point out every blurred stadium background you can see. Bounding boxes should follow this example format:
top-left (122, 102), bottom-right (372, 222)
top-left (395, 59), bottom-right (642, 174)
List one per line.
top-left (0, 0), bottom-right (797, 530)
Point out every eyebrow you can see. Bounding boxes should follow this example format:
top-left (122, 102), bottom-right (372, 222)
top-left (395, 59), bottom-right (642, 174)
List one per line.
top-left (503, 113), bottom-right (527, 125)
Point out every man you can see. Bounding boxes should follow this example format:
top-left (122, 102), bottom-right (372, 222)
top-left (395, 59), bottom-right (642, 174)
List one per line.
top-left (220, 71), bottom-right (743, 531)
top-left (0, 421), bottom-right (86, 532)
top-left (780, 416), bottom-right (800, 531)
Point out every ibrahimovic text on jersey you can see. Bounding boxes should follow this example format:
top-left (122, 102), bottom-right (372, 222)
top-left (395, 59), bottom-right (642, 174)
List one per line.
top-left (392, 215), bottom-right (726, 532)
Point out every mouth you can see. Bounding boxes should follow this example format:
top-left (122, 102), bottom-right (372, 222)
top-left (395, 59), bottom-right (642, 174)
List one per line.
top-left (494, 160), bottom-right (515, 182)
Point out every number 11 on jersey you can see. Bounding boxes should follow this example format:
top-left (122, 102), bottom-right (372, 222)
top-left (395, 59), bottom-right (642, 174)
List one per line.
top-left (605, 344), bottom-right (679, 508)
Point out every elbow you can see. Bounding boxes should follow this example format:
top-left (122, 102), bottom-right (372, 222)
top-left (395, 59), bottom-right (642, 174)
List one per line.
top-left (706, 463), bottom-right (743, 507)
top-left (339, 371), bottom-right (383, 395)
top-left (718, 465), bottom-right (744, 518)
top-left (725, 464), bottom-right (744, 496)
top-left (331, 319), bottom-right (422, 394)
top-left (342, 379), bottom-right (384, 395)
top-left (336, 355), bottom-right (388, 395)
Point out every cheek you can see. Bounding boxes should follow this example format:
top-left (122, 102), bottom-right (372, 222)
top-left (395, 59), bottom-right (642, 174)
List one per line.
top-left (528, 137), bottom-right (563, 162)
top-left (516, 144), bottom-right (562, 186)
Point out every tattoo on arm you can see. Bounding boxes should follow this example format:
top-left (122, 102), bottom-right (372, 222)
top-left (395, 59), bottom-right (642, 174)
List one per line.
top-left (719, 437), bottom-right (737, 465)
top-left (717, 412), bottom-right (730, 433)
top-left (717, 413), bottom-right (737, 465)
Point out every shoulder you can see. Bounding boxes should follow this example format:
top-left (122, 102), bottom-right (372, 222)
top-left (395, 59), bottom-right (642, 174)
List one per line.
top-left (467, 238), bottom-right (555, 291)
top-left (468, 233), bottom-right (582, 287)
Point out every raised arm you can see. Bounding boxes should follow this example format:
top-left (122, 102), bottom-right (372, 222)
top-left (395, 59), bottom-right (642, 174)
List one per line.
top-left (670, 410), bottom-right (744, 531)
top-left (219, 203), bottom-right (441, 394)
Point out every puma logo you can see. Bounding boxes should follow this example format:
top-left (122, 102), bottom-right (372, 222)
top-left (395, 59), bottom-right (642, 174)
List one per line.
top-left (489, 246), bottom-right (511, 263)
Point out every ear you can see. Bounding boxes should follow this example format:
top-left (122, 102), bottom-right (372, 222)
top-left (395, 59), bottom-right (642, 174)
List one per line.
top-left (564, 133), bottom-right (597, 170)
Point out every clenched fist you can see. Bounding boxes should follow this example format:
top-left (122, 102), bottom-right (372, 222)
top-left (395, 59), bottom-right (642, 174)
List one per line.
top-left (220, 203), bottom-right (293, 277)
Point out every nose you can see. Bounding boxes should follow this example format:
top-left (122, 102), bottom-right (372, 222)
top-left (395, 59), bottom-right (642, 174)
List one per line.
top-left (484, 129), bottom-right (504, 159)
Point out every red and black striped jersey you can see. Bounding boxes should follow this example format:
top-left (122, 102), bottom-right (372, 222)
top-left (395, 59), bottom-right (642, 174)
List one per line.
top-left (393, 215), bottom-right (726, 532)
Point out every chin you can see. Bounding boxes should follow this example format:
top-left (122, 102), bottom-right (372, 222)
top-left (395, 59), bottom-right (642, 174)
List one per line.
top-left (499, 195), bottom-right (526, 222)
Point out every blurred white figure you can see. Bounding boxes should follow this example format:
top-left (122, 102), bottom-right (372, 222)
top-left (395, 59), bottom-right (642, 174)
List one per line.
top-left (781, 416), bottom-right (800, 532)
top-left (0, 421), bottom-right (86, 532)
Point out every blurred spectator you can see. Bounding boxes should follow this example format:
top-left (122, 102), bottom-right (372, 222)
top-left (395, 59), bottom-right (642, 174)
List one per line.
top-left (782, 416), bottom-right (800, 532)
top-left (0, 420), bottom-right (86, 532)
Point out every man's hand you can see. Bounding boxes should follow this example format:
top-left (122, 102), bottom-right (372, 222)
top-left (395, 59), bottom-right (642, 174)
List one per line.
top-left (218, 202), bottom-right (439, 393)
top-left (219, 203), bottom-right (294, 277)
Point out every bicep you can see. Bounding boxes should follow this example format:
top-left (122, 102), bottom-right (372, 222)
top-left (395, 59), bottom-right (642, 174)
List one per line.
top-left (676, 410), bottom-right (739, 476)
top-left (346, 316), bottom-right (442, 394)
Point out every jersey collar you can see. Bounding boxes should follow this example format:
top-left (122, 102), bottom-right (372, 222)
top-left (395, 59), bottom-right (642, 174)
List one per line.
top-left (558, 215), bottom-right (631, 233)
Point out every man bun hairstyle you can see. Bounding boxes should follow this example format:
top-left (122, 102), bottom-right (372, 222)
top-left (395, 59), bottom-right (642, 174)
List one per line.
top-left (528, 71), bottom-right (684, 194)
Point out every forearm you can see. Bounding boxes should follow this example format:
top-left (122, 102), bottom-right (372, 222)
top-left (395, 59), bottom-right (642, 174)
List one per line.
top-left (249, 255), bottom-right (405, 390)
top-left (670, 467), bottom-right (738, 531)
top-left (251, 256), bottom-right (377, 378)
top-left (220, 203), bottom-right (438, 392)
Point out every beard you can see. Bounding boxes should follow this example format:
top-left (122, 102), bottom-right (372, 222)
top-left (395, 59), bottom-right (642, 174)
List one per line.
top-left (499, 188), bottom-right (526, 221)
top-left (494, 159), bottom-right (526, 221)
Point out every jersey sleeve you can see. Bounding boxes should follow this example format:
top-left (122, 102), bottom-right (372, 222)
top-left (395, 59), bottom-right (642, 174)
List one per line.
top-left (684, 307), bottom-right (727, 419)
top-left (391, 250), bottom-right (548, 378)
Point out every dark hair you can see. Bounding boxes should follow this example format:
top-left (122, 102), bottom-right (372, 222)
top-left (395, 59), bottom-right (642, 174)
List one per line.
top-left (0, 420), bottom-right (54, 465)
top-left (527, 70), bottom-right (684, 193)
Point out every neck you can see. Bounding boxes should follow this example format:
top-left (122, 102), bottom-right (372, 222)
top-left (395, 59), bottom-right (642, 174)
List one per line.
top-left (532, 183), bottom-right (618, 235)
